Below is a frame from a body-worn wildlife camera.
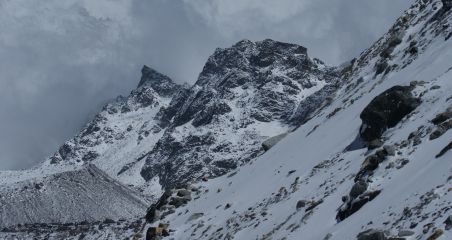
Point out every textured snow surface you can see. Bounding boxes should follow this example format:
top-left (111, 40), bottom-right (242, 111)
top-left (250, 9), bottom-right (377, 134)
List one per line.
top-left (0, 164), bottom-right (148, 227)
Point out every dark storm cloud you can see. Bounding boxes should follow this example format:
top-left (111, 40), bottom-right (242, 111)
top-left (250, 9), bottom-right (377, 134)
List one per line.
top-left (0, 0), bottom-right (413, 170)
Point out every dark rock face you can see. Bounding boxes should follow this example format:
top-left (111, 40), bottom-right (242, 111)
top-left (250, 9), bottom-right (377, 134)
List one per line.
top-left (435, 141), bottom-right (452, 158)
top-left (360, 86), bottom-right (421, 142)
top-left (138, 65), bottom-right (180, 97)
top-left (443, 0), bottom-right (452, 11)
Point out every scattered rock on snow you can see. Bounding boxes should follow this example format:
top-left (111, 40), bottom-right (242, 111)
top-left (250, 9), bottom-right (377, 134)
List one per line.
top-left (432, 108), bottom-right (452, 125)
top-left (397, 229), bottom-right (414, 237)
top-left (296, 200), bottom-right (307, 210)
top-left (435, 141), bottom-right (452, 158)
top-left (337, 190), bottom-right (382, 221)
top-left (429, 120), bottom-right (452, 140)
top-left (357, 229), bottom-right (387, 240)
top-left (426, 229), bottom-right (444, 240)
top-left (444, 215), bottom-right (452, 230)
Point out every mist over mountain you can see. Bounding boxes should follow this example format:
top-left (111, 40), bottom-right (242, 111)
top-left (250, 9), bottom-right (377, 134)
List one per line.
top-left (0, 0), bottom-right (412, 170)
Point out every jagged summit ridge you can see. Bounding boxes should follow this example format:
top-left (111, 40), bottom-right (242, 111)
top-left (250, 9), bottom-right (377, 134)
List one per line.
top-left (140, 39), bottom-right (339, 188)
top-left (197, 39), bottom-right (311, 87)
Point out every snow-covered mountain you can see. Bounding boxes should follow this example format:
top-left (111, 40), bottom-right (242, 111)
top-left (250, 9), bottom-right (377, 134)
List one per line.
top-left (1, 0), bottom-right (452, 239)
top-left (0, 35), bottom-right (338, 232)
top-left (41, 38), bottom-right (339, 193)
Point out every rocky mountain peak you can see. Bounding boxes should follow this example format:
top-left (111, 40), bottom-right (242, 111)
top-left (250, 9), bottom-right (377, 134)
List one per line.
top-left (137, 65), bottom-right (180, 97)
top-left (196, 39), bottom-right (313, 88)
top-left (140, 39), bottom-right (339, 189)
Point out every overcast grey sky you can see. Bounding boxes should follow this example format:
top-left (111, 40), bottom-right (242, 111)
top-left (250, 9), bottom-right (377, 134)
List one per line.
top-left (0, 0), bottom-right (413, 170)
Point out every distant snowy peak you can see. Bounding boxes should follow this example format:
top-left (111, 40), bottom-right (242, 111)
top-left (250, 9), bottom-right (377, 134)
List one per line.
top-left (157, 39), bottom-right (338, 128)
top-left (140, 39), bottom-right (340, 189)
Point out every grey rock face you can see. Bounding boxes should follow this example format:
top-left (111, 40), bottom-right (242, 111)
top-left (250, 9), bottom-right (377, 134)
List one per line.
top-left (350, 181), bottom-right (368, 199)
top-left (140, 39), bottom-right (339, 189)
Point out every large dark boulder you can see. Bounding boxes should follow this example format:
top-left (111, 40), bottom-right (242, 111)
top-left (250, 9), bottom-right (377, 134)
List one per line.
top-left (357, 229), bottom-right (387, 240)
top-left (360, 86), bottom-right (421, 142)
top-left (337, 190), bottom-right (381, 221)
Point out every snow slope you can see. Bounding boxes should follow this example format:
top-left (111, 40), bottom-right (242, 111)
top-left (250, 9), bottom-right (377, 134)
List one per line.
top-left (1, 1), bottom-right (452, 239)
top-left (145, 1), bottom-right (452, 239)
top-left (0, 34), bottom-right (338, 234)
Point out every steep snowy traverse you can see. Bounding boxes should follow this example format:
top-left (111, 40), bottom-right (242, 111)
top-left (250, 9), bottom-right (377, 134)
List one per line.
top-left (2, 0), bottom-right (452, 239)
top-left (142, 1), bottom-right (452, 240)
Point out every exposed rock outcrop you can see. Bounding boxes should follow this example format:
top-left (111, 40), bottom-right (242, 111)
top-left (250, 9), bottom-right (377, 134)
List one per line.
top-left (360, 85), bottom-right (421, 143)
